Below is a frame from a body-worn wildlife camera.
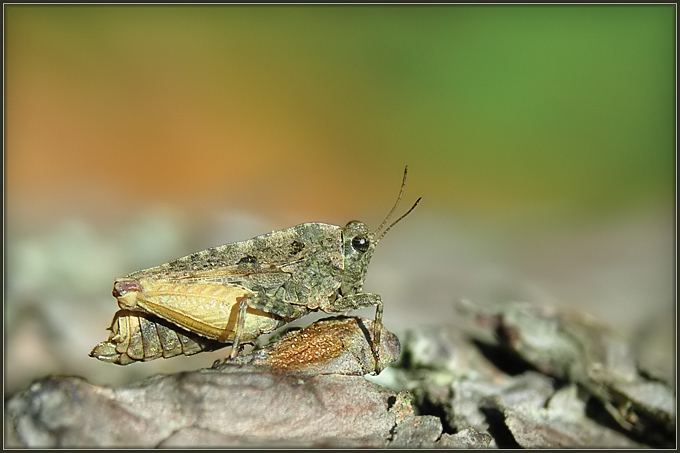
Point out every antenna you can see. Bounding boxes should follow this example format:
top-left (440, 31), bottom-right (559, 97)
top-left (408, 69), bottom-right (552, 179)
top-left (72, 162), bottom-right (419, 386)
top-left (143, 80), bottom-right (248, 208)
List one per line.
top-left (373, 166), bottom-right (421, 244)
top-left (373, 166), bottom-right (409, 237)
top-left (375, 197), bottom-right (421, 244)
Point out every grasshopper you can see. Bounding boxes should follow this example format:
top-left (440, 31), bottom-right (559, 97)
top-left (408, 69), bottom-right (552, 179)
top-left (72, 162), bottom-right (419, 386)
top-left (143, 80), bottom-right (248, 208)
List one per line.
top-left (91, 167), bottom-right (420, 372)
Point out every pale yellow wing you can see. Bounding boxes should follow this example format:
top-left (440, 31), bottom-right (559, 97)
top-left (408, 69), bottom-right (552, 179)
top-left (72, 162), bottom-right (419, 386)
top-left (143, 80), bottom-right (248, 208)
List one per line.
top-left (118, 279), bottom-right (281, 342)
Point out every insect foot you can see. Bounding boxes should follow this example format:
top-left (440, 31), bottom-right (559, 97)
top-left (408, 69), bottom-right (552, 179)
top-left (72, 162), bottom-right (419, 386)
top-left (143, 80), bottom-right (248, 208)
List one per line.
top-left (218, 316), bottom-right (401, 376)
top-left (92, 167), bottom-right (419, 368)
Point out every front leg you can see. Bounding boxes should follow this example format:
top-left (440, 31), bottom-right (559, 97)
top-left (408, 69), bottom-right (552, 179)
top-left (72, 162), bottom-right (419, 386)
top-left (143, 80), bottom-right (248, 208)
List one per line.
top-left (325, 293), bottom-right (384, 373)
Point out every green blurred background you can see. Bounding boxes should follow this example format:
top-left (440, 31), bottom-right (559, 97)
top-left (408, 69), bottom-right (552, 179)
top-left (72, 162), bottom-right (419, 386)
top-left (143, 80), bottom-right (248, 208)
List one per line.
top-left (5, 5), bottom-right (675, 392)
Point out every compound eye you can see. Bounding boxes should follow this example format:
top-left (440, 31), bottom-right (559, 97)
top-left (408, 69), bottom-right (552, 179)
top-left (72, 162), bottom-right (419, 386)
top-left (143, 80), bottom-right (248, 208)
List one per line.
top-left (351, 236), bottom-right (370, 253)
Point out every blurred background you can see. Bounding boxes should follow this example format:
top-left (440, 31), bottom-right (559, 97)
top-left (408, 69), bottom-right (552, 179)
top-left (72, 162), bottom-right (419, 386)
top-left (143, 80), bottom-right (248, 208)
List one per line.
top-left (5, 5), bottom-right (675, 392)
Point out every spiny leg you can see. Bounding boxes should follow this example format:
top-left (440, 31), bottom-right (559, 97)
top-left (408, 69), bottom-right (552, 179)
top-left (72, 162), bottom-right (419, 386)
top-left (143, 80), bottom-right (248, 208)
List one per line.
top-left (225, 295), bottom-right (249, 359)
top-left (220, 292), bottom-right (308, 361)
top-left (325, 292), bottom-right (384, 373)
top-left (212, 295), bottom-right (248, 366)
top-left (372, 299), bottom-right (384, 373)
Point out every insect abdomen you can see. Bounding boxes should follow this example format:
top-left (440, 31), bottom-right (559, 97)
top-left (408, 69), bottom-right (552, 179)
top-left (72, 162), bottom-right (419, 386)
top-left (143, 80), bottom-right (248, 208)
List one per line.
top-left (89, 310), bottom-right (226, 365)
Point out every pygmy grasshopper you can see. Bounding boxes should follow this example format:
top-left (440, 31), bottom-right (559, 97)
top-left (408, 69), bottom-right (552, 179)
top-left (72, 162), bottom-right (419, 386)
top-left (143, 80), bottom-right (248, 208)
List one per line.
top-left (91, 167), bottom-right (420, 373)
